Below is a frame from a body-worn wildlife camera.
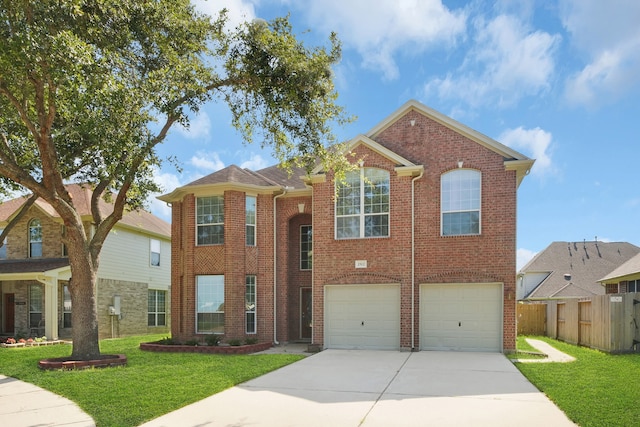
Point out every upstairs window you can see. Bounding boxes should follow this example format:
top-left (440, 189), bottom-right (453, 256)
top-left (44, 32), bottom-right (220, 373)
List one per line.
top-left (0, 229), bottom-right (6, 259)
top-left (300, 225), bottom-right (313, 270)
top-left (197, 196), bottom-right (224, 245)
top-left (29, 219), bottom-right (42, 257)
top-left (441, 169), bottom-right (481, 236)
top-left (150, 239), bottom-right (160, 266)
top-left (246, 195), bottom-right (256, 246)
top-left (335, 168), bottom-right (390, 239)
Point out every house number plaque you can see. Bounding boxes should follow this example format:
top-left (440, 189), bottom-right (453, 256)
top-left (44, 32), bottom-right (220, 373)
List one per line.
top-left (355, 260), bottom-right (367, 269)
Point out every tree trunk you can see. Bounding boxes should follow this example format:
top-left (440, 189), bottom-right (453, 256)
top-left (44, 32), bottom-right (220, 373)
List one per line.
top-left (68, 249), bottom-right (101, 360)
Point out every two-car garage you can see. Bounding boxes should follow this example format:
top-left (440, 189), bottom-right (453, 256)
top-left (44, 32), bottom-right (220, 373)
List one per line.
top-left (323, 283), bottom-right (503, 352)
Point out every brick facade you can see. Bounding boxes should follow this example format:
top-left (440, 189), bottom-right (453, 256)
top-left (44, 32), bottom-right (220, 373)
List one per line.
top-left (164, 100), bottom-right (532, 352)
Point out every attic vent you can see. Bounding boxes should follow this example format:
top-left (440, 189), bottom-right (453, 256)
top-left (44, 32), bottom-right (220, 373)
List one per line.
top-left (564, 274), bottom-right (572, 281)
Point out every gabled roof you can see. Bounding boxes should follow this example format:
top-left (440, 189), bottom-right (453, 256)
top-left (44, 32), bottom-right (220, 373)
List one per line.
top-left (159, 165), bottom-right (286, 202)
top-left (600, 252), bottom-right (640, 283)
top-left (367, 100), bottom-right (534, 186)
top-left (520, 241), bottom-right (640, 299)
top-left (0, 184), bottom-right (170, 238)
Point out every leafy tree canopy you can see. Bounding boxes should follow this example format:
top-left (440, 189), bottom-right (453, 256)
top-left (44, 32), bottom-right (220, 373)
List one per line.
top-left (0, 0), bottom-right (351, 360)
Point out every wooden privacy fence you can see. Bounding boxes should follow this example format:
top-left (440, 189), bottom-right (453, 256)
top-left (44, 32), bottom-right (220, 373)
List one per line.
top-left (520, 293), bottom-right (640, 353)
top-left (517, 303), bottom-right (546, 335)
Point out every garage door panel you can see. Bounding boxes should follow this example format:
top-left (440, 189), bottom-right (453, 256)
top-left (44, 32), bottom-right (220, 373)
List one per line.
top-left (325, 285), bottom-right (400, 350)
top-left (420, 283), bottom-right (502, 352)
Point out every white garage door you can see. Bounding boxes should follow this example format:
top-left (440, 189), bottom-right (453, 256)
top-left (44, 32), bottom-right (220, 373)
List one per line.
top-left (420, 283), bottom-right (502, 352)
top-left (324, 284), bottom-right (400, 350)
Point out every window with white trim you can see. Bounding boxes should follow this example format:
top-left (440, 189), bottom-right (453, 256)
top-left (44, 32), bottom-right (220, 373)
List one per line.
top-left (335, 168), bottom-right (390, 239)
top-left (441, 169), bottom-right (481, 236)
top-left (197, 196), bottom-right (224, 245)
top-left (196, 275), bottom-right (224, 333)
top-left (0, 229), bottom-right (6, 259)
top-left (29, 218), bottom-right (42, 257)
top-left (246, 196), bottom-right (256, 246)
top-left (148, 289), bottom-right (166, 326)
top-left (245, 275), bottom-right (256, 334)
top-left (300, 225), bottom-right (312, 270)
top-left (29, 284), bottom-right (43, 329)
top-left (150, 239), bottom-right (160, 267)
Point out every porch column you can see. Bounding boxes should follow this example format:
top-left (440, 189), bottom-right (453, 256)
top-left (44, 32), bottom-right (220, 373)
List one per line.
top-left (40, 276), bottom-right (59, 340)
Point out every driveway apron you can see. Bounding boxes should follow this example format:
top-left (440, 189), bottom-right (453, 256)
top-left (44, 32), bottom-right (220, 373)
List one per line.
top-left (140, 350), bottom-right (576, 427)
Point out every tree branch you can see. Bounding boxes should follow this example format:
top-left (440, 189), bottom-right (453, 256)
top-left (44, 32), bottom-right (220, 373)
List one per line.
top-left (0, 193), bottom-right (39, 247)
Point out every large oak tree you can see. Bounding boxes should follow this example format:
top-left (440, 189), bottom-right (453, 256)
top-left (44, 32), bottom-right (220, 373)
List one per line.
top-left (0, 1), bottom-right (351, 360)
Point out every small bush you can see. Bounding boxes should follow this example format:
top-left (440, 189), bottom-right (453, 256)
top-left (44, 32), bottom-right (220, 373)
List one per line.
top-left (228, 339), bottom-right (242, 346)
top-left (205, 335), bottom-right (222, 346)
top-left (185, 339), bottom-right (199, 346)
top-left (245, 338), bottom-right (258, 345)
top-left (156, 337), bottom-right (175, 345)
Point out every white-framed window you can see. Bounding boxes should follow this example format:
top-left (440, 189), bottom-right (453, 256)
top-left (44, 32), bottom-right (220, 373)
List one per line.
top-left (150, 239), bottom-right (160, 267)
top-left (335, 168), bottom-right (390, 239)
top-left (245, 275), bottom-right (256, 334)
top-left (628, 280), bottom-right (640, 293)
top-left (196, 196), bottom-right (224, 245)
top-left (29, 284), bottom-right (43, 329)
top-left (63, 284), bottom-right (72, 328)
top-left (246, 195), bottom-right (256, 246)
top-left (300, 225), bottom-right (312, 270)
top-left (441, 169), bottom-right (481, 236)
top-left (29, 218), bottom-right (43, 257)
top-left (0, 229), bottom-right (6, 259)
top-left (196, 275), bottom-right (224, 333)
top-left (148, 289), bottom-right (167, 326)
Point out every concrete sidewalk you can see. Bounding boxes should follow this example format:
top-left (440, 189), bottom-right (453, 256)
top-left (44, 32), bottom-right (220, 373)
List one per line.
top-left (0, 374), bottom-right (94, 427)
top-left (140, 350), bottom-right (576, 427)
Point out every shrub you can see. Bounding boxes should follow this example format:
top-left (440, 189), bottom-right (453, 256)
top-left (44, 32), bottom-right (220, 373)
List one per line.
top-left (185, 339), bottom-right (199, 346)
top-left (228, 339), bottom-right (242, 346)
top-left (245, 338), bottom-right (258, 345)
top-left (156, 337), bottom-right (175, 345)
top-left (205, 335), bottom-right (222, 346)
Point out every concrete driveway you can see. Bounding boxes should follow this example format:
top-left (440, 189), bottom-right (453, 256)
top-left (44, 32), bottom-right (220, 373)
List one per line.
top-left (140, 350), bottom-right (576, 427)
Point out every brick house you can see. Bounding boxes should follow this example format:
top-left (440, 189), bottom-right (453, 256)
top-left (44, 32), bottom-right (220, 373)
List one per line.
top-left (160, 100), bottom-right (534, 352)
top-left (0, 184), bottom-right (171, 340)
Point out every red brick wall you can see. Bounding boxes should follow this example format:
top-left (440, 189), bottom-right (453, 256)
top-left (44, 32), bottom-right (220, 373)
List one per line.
top-left (170, 109), bottom-right (519, 351)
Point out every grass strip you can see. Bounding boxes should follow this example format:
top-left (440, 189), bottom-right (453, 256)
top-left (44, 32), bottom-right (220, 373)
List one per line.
top-left (515, 336), bottom-right (640, 427)
top-left (0, 334), bottom-right (304, 426)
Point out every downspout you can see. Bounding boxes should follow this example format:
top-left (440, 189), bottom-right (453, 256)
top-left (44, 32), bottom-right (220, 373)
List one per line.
top-left (411, 169), bottom-right (424, 351)
top-left (273, 186), bottom-right (291, 345)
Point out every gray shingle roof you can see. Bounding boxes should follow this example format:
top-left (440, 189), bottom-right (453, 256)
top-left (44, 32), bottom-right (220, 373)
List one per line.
top-left (600, 252), bottom-right (640, 282)
top-left (520, 241), bottom-right (640, 299)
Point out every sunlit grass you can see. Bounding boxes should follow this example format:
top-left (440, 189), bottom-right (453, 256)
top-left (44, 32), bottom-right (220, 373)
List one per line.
top-left (0, 334), bottom-right (304, 426)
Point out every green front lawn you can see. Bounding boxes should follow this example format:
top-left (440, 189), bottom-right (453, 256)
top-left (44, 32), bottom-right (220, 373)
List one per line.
top-left (515, 336), bottom-right (640, 427)
top-left (0, 334), bottom-right (304, 426)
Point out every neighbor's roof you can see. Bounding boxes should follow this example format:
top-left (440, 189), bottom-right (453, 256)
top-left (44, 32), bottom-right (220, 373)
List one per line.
top-left (599, 252), bottom-right (640, 283)
top-left (0, 258), bottom-right (70, 275)
top-left (0, 184), bottom-right (170, 238)
top-left (520, 241), bottom-right (640, 299)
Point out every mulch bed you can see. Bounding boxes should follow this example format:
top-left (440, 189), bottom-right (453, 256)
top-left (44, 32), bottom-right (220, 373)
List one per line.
top-left (140, 341), bottom-right (272, 354)
top-left (38, 354), bottom-right (127, 370)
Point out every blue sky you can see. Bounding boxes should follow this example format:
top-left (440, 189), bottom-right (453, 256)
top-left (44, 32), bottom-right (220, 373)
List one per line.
top-left (151, 0), bottom-right (640, 270)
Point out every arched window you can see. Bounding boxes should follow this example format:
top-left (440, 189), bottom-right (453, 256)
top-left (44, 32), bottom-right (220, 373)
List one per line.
top-left (441, 169), bottom-right (481, 236)
top-left (336, 168), bottom-right (390, 239)
top-left (29, 219), bottom-right (43, 257)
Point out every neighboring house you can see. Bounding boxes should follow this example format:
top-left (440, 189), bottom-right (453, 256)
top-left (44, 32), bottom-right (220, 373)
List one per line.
top-left (600, 252), bottom-right (640, 293)
top-left (160, 99), bottom-right (534, 353)
top-left (0, 184), bottom-right (171, 340)
top-left (517, 241), bottom-right (640, 300)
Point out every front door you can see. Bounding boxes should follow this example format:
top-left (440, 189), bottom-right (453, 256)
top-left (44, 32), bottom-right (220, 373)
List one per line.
top-left (4, 293), bottom-right (15, 334)
top-left (300, 288), bottom-right (312, 340)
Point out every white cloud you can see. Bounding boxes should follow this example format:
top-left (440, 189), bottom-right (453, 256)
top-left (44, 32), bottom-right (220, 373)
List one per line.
top-left (560, 0), bottom-right (640, 106)
top-left (190, 151), bottom-right (225, 172)
top-left (174, 112), bottom-right (212, 140)
top-left (298, 0), bottom-right (467, 80)
top-left (240, 154), bottom-right (268, 170)
top-left (499, 127), bottom-right (554, 176)
top-left (192, 0), bottom-right (256, 29)
top-left (517, 248), bottom-right (537, 271)
top-left (425, 14), bottom-right (560, 108)
top-left (149, 168), bottom-right (183, 221)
